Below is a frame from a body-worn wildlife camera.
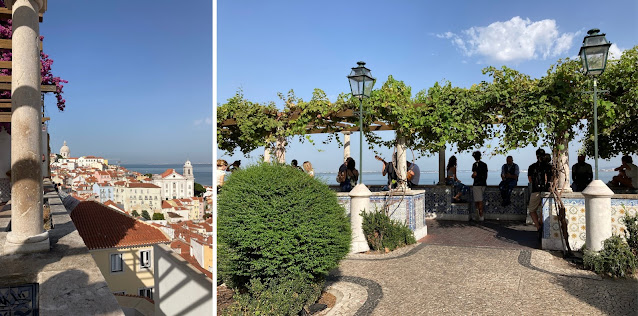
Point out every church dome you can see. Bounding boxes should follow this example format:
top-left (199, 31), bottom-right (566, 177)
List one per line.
top-left (60, 141), bottom-right (70, 157)
top-left (184, 160), bottom-right (192, 167)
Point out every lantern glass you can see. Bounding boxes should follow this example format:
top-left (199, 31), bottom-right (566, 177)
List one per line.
top-left (347, 61), bottom-right (375, 98)
top-left (578, 30), bottom-right (611, 76)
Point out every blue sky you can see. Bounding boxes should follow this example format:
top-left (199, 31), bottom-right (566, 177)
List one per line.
top-left (216, 0), bottom-right (637, 173)
top-left (42, 1), bottom-right (212, 164)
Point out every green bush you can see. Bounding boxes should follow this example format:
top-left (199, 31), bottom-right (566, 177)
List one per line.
top-left (217, 163), bottom-right (351, 289)
top-left (223, 275), bottom-right (323, 316)
top-left (141, 210), bottom-right (151, 220)
top-left (362, 210), bottom-right (416, 251)
top-left (622, 213), bottom-right (638, 257)
top-left (152, 213), bottom-right (165, 220)
top-left (584, 235), bottom-right (636, 278)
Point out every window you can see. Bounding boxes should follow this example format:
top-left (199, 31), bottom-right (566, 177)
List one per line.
top-left (140, 250), bottom-right (151, 269)
top-left (139, 287), bottom-right (153, 300)
top-left (110, 253), bottom-right (123, 272)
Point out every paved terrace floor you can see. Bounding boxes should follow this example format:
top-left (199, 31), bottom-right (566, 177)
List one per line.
top-left (322, 220), bottom-right (638, 316)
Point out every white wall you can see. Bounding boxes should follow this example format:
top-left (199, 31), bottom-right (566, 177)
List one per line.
top-left (154, 244), bottom-right (212, 316)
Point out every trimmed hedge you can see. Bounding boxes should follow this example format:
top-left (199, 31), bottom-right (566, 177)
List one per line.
top-left (223, 275), bottom-right (323, 316)
top-left (362, 210), bottom-right (416, 251)
top-left (217, 163), bottom-right (351, 288)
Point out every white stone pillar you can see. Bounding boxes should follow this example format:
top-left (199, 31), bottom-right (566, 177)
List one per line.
top-left (582, 180), bottom-right (614, 252)
top-left (5, 0), bottom-right (49, 255)
top-left (438, 146), bottom-right (446, 185)
top-left (342, 131), bottom-right (351, 162)
top-left (349, 183), bottom-right (371, 254)
top-left (396, 136), bottom-right (407, 190)
top-left (275, 136), bottom-right (286, 163)
top-left (264, 146), bottom-right (271, 162)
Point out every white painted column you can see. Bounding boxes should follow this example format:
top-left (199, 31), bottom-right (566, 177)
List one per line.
top-left (342, 131), bottom-right (351, 162)
top-left (274, 136), bottom-right (286, 163)
top-left (438, 146), bottom-right (446, 185)
top-left (349, 183), bottom-right (371, 254)
top-left (263, 146), bottom-right (271, 162)
top-left (5, 0), bottom-right (49, 254)
top-left (396, 136), bottom-right (407, 190)
top-left (582, 180), bottom-right (614, 252)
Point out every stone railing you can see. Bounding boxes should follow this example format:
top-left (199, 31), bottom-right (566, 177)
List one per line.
top-left (541, 192), bottom-right (638, 250)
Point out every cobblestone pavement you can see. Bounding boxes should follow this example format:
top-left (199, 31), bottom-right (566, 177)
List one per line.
top-left (327, 220), bottom-right (638, 315)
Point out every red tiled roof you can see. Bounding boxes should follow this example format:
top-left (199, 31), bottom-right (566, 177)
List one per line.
top-left (71, 201), bottom-right (170, 250)
top-left (161, 201), bottom-right (172, 209)
top-left (127, 183), bottom-right (160, 189)
top-left (160, 169), bottom-right (181, 178)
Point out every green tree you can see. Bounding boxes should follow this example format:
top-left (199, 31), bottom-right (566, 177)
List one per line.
top-left (144, 173), bottom-right (153, 178)
top-left (585, 45), bottom-right (638, 158)
top-left (194, 182), bottom-right (206, 197)
top-left (141, 210), bottom-right (151, 220)
top-left (152, 213), bottom-right (165, 220)
top-left (131, 210), bottom-right (140, 217)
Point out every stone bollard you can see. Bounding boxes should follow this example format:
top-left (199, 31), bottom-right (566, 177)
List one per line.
top-left (349, 183), bottom-right (371, 254)
top-left (582, 180), bottom-right (614, 252)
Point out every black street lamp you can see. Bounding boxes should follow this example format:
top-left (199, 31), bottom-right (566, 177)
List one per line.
top-left (347, 61), bottom-right (375, 184)
top-left (579, 29), bottom-right (611, 180)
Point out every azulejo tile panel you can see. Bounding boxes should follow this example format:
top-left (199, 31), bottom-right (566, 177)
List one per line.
top-left (0, 178), bottom-right (9, 203)
top-left (542, 196), bottom-right (638, 250)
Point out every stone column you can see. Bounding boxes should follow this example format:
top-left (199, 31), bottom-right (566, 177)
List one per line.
top-left (582, 180), bottom-right (614, 252)
top-left (263, 146), bottom-right (271, 162)
top-left (554, 140), bottom-right (571, 192)
top-left (5, 0), bottom-right (49, 254)
top-left (396, 136), bottom-right (407, 190)
top-left (438, 146), bottom-right (446, 185)
top-left (274, 136), bottom-right (286, 163)
top-left (342, 131), bottom-right (351, 162)
top-left (349, 183), bottom-right (371, 254)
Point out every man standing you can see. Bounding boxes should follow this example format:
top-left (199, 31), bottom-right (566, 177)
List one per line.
top-left (528, 148), bottom-right (553, 238)
top-left (380, 153), bottom-right (398, 190)
top-left (471, 151), bottom-right (488, 221)
top-left (407, 161), bottom-right (420, 188)
top-left (499, 156), bottom-right (519, 206)
top-left (571, 155), bottom-right (593, 192)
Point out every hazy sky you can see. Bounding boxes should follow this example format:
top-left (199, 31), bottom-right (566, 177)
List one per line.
top-left (216, 0), bottom-right (637, 173)
top-left (43, 1), bottom-right (212, 164)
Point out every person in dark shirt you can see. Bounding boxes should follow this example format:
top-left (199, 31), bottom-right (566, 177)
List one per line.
top-left (571, 155), bottom-right (593, 192)
top-left (471, 151), bottom-right (488, 221)
top-left (499, 156), bottom-right (519, 206)
top-left (379, 153), bottom-right (398, 190)
top-left (528, 148), bottom-right (553, 236)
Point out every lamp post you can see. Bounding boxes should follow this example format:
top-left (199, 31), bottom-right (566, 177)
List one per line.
top-left (347, 61), bottom-right (375, 184)
top-left (579, 28), bottom-right (611, 180)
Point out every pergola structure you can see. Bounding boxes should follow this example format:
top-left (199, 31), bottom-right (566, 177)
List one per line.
top-left (219, 104), bottom-right (449, 188)
top-left (0, 6), bottom-right (54, 124)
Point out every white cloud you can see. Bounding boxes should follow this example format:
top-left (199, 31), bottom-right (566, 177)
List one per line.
top-left (194, 117), bottom-right (213, 126)
top-left (608, 43), bottom-right (623, 60)
top-left (438, 16), bottom-right (577, 63)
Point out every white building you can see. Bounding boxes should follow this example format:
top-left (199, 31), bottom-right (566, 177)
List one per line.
top-left (152, 161), bottom-right (194, 200)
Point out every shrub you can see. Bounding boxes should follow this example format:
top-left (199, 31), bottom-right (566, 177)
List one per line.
top-left (217, 163), bottom-right (351, 289)
top-left (622, 213), bottom-right (638, 257)
top-left (131, 210), bottom-right (140, 217)
top-left (141, 210), bottom-right (151, 220)
top-left (223, 275), bottom-right (323, 316)
top-left (584, 235), bottom-right (636, 278)
top-left (152, 213), bottom-right (165, 220)
top-left (362, 209), bottom-right (416, 252)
